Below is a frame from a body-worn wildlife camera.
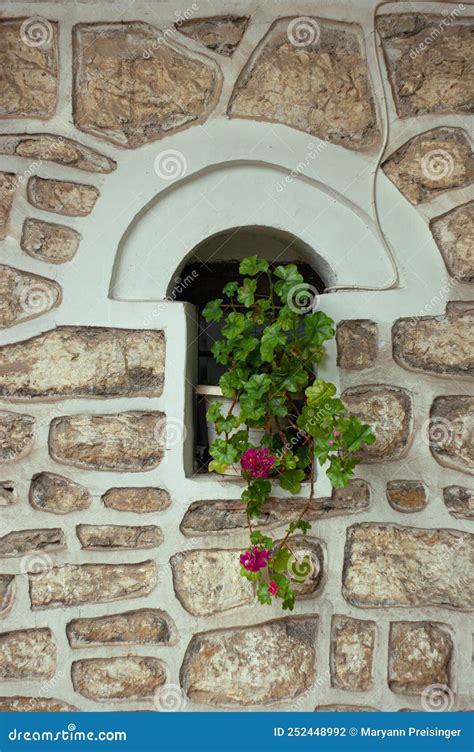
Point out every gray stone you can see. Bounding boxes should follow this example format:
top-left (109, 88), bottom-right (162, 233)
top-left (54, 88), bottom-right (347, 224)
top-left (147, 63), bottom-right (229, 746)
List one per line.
top-left (30, 472), bottom-right (91, 514)
top-left (0, 575), bottom-right (15, 617)
top-left (336, 320), bottom-right (378, 369)
top-left (0, 481), bottom-right (17, 506)
top-left (0, 412), bottom-right (35, 464)
top-left (102, 487), bottom-right (171, 513)
top-left (389, 621), bottom-right (453, 694)
top-left (430, 396), bottom-right (473, 475)
top-left (443, 486), bottom-right (473, 520)
top-left (0, 173), bottom-right (16, 239)
top-left (331, 616), bottom-right (376, 690)
top-left (77, 524), bottom-right (163, 550)
top-left (386, 481), bottom-right (427, 513)
top-left (0, 528), bottom-right (65, 557)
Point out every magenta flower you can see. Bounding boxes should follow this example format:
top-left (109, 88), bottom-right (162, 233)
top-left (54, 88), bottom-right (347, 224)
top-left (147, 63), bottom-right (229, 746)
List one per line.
top-left (328, 439), bottom-right (334, 446)
top-left (268, 580), bottom-right (279, 596)
top-left (241, 447), bottom-right (276, 478)
top-left (333, 430), bottom-right (341, 438)
top-left (240, 546), bottom-right (271, 572)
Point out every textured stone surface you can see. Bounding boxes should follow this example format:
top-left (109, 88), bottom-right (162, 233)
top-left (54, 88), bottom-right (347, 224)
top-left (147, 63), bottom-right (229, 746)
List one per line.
top-left (383, 128), bottom-right (473, 204)
top-left (67, 609), bottom-right (176, 647)
top-left (102, 487), bottom-right (171, 513)
top-left (49, 412), bottom-right (165, 472)
top-left (389, 622), bottom-right (453, 694)
top-left (0, 411), bottom-right (35, 464)
top-left (77, 524), bottom-right (163, 550)
top-left (336, 320), bottom-right (378, 369)
top-left (343, 523), bottom-right (473, 610)
top-left (0, 327), bottom-right (165, 399)
top-left (342, 385), bottom-right (412, 462)
top-left (430, 396), bottom-right (473, 475)
top-left (181, 617), bottom-right (317, 706)
top-left (30, 472), bottom-right (91, 514)
top-left (393, 303), bottom-right (473, 377)
top-left (171, 549), bottom-right (254, 616)
top-left (29, 560), bottom-right (157, 609)
top-left (72, 656), bottom-right (166, 702)
top-left (316, 704), bottom-right (379, 711)
top-left (177, 15), bottom-right (249, 56)
top-left (430, 202), bottom-right (474, 282)
top-left (73, 22), bottom-right (220, 148)
top-left (229, 18), bottom-right (379, 150)
top-left (0, 265), bottom-right (61, 328)
top-left (386, 481), bottom-right (427, 512)
top-left (378, 15), bottom-right (473, 117)
top-left (0, 575), bottom-right (15, 617)
top-left (21, 219), bottom-right (81, 264)
top-left (331, 616), bottom-right (376, 691)
top-left (0, 629), bottom-right (55, 679)
top-left (0, 19), bottom-right (58, 118)
top-left (285, 536), bottom-right (325, 597)
top-left (0, 134), bottom-right (116, 172)
top-left (0, 172), bottom-right (16, 239)
top-left (181, 479), bottom-right (370, 536)
top-left (0, 528), bottom-right (65, 557)
top-left (0, 696), bottom-right (77, 712)
top-left (27, 177), bottom-right (99, 216)
top-left (443, 486), bottom-right (473, 520)
top-left (0, 481), bottom-right (17, 506)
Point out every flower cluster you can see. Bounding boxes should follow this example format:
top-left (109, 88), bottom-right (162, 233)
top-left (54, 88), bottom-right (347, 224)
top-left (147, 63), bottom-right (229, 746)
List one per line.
top-left (241, 447), bottom-right (275, 479)
top-left (239, 546), bottom-right (271, 572)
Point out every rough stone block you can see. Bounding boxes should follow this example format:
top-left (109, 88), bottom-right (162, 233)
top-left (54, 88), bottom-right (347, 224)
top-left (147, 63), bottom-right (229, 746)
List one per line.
top-left (0, 628), bottom-right (56, 680)
top-left (67, 609), bottom-right (177, 647)
top-left (0, 265), bottom-right (61, 328)
top-left (72, 656), bottom-right (166, 701)
top-left (430, 202), bottom-right (474, 282)
top-left (430, 396), bottom-right (473, 475)
top-left (21, 219), bottom-right (81, 264)
top-left (0, 412), bottom-right (35, 464)
top-left (336, 320), bottom-right (378, 369)
top-left (29, 472), bottom-right (91, 514)
top-left (331, 616), bottom-right (376, 691)
top-left (102, 487), bottom-right (171, 513)
top-left (389, 621), bottom-right (452, 694)
top-left (386, 481), bottom-right (427, 512)
top-left (77, 524), bottom-right (163, 550)
top-left (27, 177), bottom-right (99, 216)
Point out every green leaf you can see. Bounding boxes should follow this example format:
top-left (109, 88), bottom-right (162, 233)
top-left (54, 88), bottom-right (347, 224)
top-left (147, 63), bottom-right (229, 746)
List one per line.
top-left (268, 396), bottom-right (288, 417)
top-left (206, 401), bottom-right (223, 423)
top-left (295, 519), bottom-right (312, 534)
top-left (242, 480), bottom-right (271, 518)
top-left (237, 278), bottom-right (257, 307)
top-left (273, 264), bottom-right (304, 302)
top-left (260, 323), bottom-right (286, 362)
top-left (343, 418), bottom-right (376, 453)
top-left (239, 256), bottom-right (269, 276)
top-left (222, 312), bottom-right (246, 340)
top-left (233, 336), bottom-right (259, 362)
top-left (305, 379), bottom-right (336, 407)
top-left (208, 439), bottom-right (239, 474)
top-left (202, 298), bottom-right (223, 323)
top-left (279, 468), bottom-right (305, 494)
top-left (273, 355), bottom-right (309, 393)
top-left (244, 373), bottom-right (272, 399)
top-left (304, 311), bottom-right (335, 345)
top-left (272, 547), bottom-right (291, 573)
top-left (223, 281), bottom-right (238, 298)
top-left (326, 455), bottom-right (358, 488)
top-left (240, 565), bottom-right (260, 582)
top-left (257, 582), bottom-right (272, 605)
top-left (250, 530), bottom-right (274, 549)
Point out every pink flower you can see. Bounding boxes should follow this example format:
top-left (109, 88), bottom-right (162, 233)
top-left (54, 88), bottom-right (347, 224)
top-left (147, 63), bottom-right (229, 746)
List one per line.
top-left (240, 546), bottom-right (271, 572)
top-left (328, 439), bottom-right (334, 446)
top-left (333, 430), bottom-right (341, 438)
top-left (268, 580), bottom-right (278, 596)
top-left (241, 447), bottom-right (276, 479)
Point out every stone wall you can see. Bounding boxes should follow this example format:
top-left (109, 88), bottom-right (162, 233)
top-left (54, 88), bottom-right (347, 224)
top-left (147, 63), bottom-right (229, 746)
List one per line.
top-left (0, 0), bottom-right (472, 713)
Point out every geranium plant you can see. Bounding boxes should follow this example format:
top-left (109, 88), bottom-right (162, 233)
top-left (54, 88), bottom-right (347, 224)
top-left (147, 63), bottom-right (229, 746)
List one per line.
top-left (202, 256), bottom-right (375, 610)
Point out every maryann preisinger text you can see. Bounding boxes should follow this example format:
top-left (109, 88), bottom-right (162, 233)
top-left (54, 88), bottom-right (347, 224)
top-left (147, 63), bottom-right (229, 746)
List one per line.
top-left (361, 727), bottom-right (461, 739)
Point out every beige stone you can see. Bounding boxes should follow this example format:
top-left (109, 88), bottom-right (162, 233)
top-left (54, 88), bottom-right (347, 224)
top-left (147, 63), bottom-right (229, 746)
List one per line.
top-left (336, 320), bottom-right (378, 369)
top-left (0, 19), bottom-right (58, 118)
top-left (67, 609), bottom-right (177, 647)
top-left (0, 481), bottom-right (17, 506)
top-left (171, 549), bottom-right (254, 616)
top-left (315, 704), bottom-right (379, 711)
top-left (0, 327), bottom-right (165, 399)
top-left (29, 560), bottom-right (157, 609)
top-left (0, 411), bottom-right (35, 464)
top-left (382, 128), bottom-right (473, 204)
top-left (27, 177), bottom-right (99, 216)
top-left (393, 303), bottom-right (473, 377)
top-left (49, 412), bottom-right (166, 472)
top-left (102, 487), bottom-right (171, 513)
top-left (0, 528), bottom-right (65, 557)
top-left (0, 696), bottom-right (77, 712)
top-left (0, 629), bottom-right (56, 680)
top-left (389, 622), bottom-right (452, 694)
top-left (378, 15), bottom-right (473, 117)
top-left (72, 657), bottom-right (166, 701)
top-left (342, 385), bottom-right (413, 462)
top-left (77, 524), bottom-right (163, 550)
top-left (0, 172), bottom-right (16, 239)
top-left (342, 523), bottom-right (473, 610)
top-left (21, 219), bottom-right (81, 264)
top-left (73, 22), bottom-right (221, 148)
top-left (180, 479), bottom-right (371, 536)
top-left (0, 133), bottom-right (116, 173)
top-left (181, 617), bottom-right (317, 705)
top-left (331, 616), bottom-right (376, 691)
top-left (229, 18), bottom-right (379, 150)
top-left (430, 396), bottom-right (473, 475)
top-left (30, 472), bottom-right (91, 514)
top-left (0, 265), bottom-right (61, 328)
top-left (0, 575), bottom-right (15, 617)
top-left (430, 202), bottom-right (474, 282)
top-left (177, 15), bottom-right (249, 56)
top-left (386, 481), bottom-right (427, 513)
top-left (443, 486), bottom-right (473, 520)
